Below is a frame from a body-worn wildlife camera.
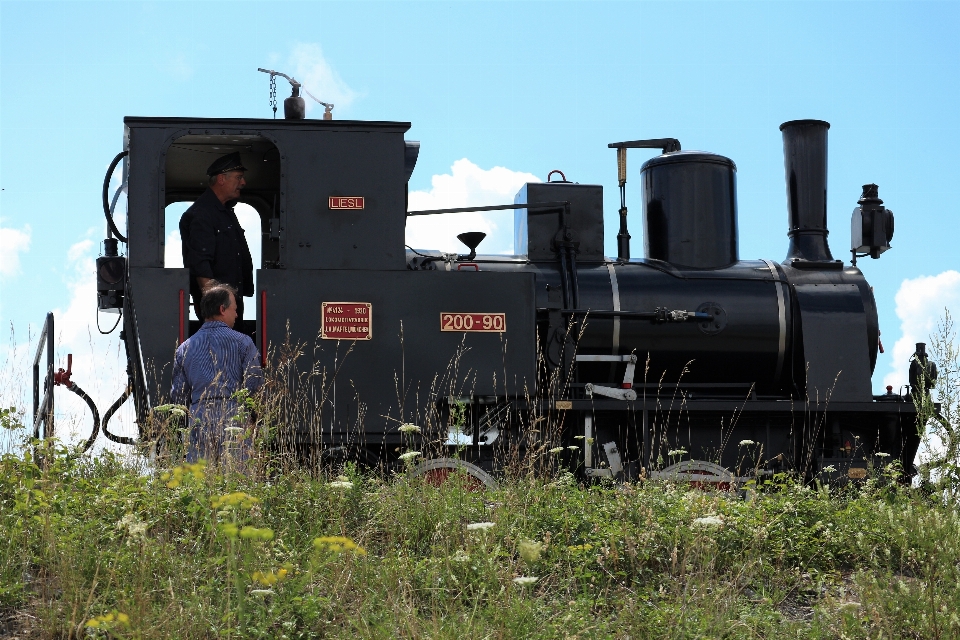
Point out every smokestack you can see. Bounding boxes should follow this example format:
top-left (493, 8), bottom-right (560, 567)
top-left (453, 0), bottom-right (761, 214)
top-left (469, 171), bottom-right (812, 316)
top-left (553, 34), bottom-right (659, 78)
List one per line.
top-left (780, 120), bottom-right (833, 263)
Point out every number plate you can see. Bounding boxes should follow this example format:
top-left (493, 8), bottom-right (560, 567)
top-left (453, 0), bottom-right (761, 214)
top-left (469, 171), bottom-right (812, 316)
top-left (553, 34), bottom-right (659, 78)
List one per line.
top-left (322, 302), bottom-right (372, 340)
top-left (440, 312), bottom-right (506, 333)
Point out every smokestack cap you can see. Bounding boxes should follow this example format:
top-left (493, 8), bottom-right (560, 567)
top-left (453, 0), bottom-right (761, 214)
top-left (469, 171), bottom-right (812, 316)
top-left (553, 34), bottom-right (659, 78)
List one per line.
top-left (780, 119), bottom-right (831, 131)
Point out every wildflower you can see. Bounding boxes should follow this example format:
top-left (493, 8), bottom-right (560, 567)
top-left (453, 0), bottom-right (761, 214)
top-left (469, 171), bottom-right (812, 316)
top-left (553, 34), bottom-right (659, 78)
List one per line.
top-left (153, 403), bottom-right (187, 418)
top-left (398, 423), bottom-right (421, 434)
top-left (549, 447), bottom-right (564, 454)
top-left (876, 452), bottom-right (890, 458)
top-left (567, 543), bottom-right (594, 552)
top-left (239, 526), bottom-right (274, 541)
top-left (86, 611), bottom-right (130, 628)
top-left (160, 460), bottom-right (207, 488)
top-left (466, 522), bottom-right (495, 531)
top-left (513, 576), bottom-right (539, 586)
top-left (219, 523), bottom-right (240, 538)
top-left (452, 549), bottom-right (471, 563)
top-left (329, 480), bottom-right (355, 490)
top-left (398, 450), bottom-right (421, 462)
top-left (116, 513), bottom-right (148, 541)
top-left (252, 568), bottom-right (289, 586)
top-left (821, 465), bottom-right (837, 473)
top-left (693, 515), bottom-right (724, 527)
top-left (567, 445), bottom-right (579, 451)
top-left (518, 539), bottom-right (544, 564)
top-left (739, 439), bottom-right (756, 447)
top-left (250, 589), bottom-right (274, 596)
top-left (313, 535), bottom-right (366, 555)
top-left (224, 426), bottom-right (244, 434)
top-left (211, 492), bottom-right (260, 510)
top-left (574, 435), bottom-right (585, 440)
top-left (668, 448), bottom-right (687, 457)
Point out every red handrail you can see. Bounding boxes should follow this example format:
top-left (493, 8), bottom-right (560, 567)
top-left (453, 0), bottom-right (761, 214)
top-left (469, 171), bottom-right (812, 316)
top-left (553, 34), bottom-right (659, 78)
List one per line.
top-left (260, 289), bottom-right (267, 366)
top-left (178, 289), bottom-right (185, 345)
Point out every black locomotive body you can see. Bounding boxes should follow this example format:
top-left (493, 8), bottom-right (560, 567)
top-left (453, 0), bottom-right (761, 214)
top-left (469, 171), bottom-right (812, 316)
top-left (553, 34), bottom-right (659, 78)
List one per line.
top-left (97, 113), bottom-right (920, 485)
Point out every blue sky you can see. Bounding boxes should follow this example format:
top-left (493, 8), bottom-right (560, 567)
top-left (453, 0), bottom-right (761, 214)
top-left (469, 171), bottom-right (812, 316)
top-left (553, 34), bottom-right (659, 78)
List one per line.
top-left (1, 1), bottom-right (959, 437)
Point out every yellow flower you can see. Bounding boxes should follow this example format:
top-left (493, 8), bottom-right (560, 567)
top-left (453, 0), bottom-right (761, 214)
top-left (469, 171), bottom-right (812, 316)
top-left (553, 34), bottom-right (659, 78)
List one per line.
top-left (252, 567), bottom-right (289, 586)
top-left (239, 526), bottom-right (274, 541)
top-left (313, 535), bottom-right (366, 555)
top-left (211, 492), bottom-right (260, 510)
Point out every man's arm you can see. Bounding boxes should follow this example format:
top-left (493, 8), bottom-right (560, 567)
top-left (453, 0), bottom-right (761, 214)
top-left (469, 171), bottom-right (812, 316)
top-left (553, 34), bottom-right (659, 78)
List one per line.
top-left (188, 213), bottom-right (217, 288)
top-left (170, 345), bottom-right (191, 405)
top-left (241, 338), bottom-right (264, 394)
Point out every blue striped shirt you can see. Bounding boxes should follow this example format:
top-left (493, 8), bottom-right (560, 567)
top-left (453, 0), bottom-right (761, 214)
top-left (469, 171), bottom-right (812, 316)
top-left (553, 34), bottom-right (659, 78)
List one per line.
top-left (171, 321), bottom-right (263, 409)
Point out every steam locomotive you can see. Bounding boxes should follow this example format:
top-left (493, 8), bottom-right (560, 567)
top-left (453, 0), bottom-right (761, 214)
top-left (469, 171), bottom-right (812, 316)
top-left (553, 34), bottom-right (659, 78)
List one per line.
top-left (85, 98), bottom-right (923, 485)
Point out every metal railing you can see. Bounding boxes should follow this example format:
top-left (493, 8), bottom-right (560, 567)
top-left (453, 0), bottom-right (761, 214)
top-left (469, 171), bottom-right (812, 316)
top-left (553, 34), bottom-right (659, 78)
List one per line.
top-left (32, 312), bottom-right (55, 439)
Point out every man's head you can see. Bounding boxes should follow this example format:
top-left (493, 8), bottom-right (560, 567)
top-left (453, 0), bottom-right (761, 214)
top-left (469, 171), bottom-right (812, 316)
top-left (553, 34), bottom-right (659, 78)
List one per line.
top-left (206, 152), bottom-right (247, 204)
top-left (200, 283), bottom-right (239, 328)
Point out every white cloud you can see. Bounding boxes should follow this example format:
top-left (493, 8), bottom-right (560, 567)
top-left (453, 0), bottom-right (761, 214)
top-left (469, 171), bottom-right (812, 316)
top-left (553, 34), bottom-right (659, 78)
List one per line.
top-left (288, 43), bottom-right (357, 115)
top-left (406, 159), bottom-right (540, 254)
top-left (165, 202), bottom-right (262, 276)
top-left (883, 270), bottom-right (960, 393)
top-left (0, 234), bottom-right (138, 453)
top-left (0, 224), bottom-right (31, 277)
top-left (165, 229), bottom-right (183, 269)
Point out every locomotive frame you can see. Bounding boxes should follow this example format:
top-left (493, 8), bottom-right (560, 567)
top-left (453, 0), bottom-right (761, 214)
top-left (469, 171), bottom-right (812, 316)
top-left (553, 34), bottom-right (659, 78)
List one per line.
top-left (86, 111), bottom-right (922, 486)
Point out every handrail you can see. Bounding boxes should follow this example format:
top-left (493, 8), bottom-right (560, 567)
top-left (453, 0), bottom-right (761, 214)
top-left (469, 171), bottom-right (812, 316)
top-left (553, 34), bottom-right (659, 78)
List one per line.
top-left (32, 312), bottom-right (55, 439)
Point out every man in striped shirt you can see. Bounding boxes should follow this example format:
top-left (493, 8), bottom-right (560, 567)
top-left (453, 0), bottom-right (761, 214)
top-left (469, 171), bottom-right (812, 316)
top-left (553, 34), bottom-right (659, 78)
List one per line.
top-left (171, 283), bottom-right (263, 463)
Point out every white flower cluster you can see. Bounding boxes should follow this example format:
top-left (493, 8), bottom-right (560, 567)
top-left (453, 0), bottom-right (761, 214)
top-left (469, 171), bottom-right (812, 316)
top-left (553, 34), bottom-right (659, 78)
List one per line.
top-left (466, 521), bottom-right (495, 531)
top-left (398, 451), bottom-right (421, 462)
top-left (692, 515), bottom-right (724, 527)
top-left (398, 423), bottom-right (421, 434)
top-left (116, 513), bottom-right (148, 542)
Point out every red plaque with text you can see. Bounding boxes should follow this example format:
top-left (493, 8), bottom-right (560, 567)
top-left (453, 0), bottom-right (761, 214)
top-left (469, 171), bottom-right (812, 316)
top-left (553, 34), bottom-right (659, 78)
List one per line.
top-left (321, 302), bottom-right (373, 340)
top-left (328, 196), bottom-right (365, 210)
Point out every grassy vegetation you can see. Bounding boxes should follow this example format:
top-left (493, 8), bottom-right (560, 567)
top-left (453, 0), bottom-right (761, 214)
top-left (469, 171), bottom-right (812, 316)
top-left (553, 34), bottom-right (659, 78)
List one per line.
top-left (1, 437), bottom-right (958, 640)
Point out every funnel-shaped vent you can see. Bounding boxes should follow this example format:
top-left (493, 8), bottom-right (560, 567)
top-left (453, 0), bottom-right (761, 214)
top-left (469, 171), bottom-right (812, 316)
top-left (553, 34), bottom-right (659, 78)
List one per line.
top-left (457, 232), bottom-right (486, 260)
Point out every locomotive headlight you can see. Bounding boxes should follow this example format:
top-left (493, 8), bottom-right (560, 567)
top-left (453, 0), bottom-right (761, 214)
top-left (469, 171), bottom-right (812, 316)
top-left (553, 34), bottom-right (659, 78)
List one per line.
top-left (97, 257), bottom-right (125, 287)
top-left (96, 254), bottom-right (126, 312)
top-left (850, 184), bottom-right (893, 261)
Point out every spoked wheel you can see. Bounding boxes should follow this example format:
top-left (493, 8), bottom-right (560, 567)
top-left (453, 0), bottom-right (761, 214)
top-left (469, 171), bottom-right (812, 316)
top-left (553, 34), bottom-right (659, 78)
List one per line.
top-left (410, 457), bottom-right (498, 491)
top-left (650, 460), bottom-right (745, 490)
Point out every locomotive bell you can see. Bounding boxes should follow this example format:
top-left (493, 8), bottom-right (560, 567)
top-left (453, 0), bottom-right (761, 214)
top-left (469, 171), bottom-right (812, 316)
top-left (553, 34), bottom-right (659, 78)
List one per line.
top-left (851, 183), bottom-right (894, 259)
top-left (284, 85), bottom-right (306, 120)
top-left (640, 151), bottom-right (739, 269)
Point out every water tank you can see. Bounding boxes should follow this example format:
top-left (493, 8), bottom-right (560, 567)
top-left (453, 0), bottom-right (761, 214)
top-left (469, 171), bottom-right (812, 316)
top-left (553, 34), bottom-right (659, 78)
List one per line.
top-left (640, 151), bottom-right (738, 269)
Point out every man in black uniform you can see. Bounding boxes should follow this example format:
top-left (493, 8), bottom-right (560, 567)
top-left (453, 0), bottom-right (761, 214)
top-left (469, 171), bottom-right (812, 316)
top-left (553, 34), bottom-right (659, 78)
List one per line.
top-left (180, 152), bottom-right (255, 335)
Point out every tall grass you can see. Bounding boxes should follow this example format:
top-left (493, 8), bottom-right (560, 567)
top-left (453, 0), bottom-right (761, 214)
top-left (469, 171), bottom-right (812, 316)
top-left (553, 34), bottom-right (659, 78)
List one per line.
top-left (3, 313), bottom-right (959, 638)
top-left (1, 437), bottom-right (958, 639)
